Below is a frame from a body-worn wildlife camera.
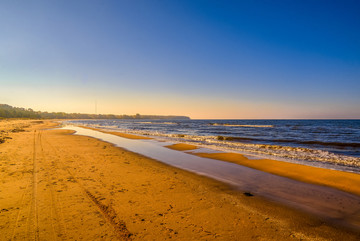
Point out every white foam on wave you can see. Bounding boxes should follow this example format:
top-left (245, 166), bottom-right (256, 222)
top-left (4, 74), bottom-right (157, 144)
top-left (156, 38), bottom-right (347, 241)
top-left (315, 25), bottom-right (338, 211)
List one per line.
top-left (138, 122), bottom-right (177, 125)
top-left (210, 123), bottom-right (274, 128)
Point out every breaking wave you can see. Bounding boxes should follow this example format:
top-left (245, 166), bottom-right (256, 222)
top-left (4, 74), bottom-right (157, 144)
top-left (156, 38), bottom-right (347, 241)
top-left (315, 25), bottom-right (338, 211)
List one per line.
top-left (138, 122), bottom-right (177, 125)
top-left (224, 137), bottom-right (360, 148)
top-left (209, 123), bottom-right (274, 128)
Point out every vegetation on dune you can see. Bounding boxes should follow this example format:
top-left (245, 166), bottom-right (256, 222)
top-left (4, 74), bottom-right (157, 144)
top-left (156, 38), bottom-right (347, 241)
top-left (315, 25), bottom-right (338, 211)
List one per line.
top-left (0, 104), bottom-right (190, 120)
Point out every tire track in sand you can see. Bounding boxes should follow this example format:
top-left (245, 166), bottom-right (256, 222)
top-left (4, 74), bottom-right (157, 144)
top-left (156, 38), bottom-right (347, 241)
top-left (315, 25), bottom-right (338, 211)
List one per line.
top-left (25, 130), bottom-right (39, 240)
top-left (29, 130), bottom-right (39, 240)
top-left (10, 174), bottom-right (32, 240)
top-left (42, 130), bottom-right (132, 240)
top-left (9, 142), bottom-right (34, 240)
top-left (37, 130), bottom-right (68, 240)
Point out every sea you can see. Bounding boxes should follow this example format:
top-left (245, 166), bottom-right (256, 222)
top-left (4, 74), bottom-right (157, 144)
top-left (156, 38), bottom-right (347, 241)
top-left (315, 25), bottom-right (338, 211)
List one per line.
top-left (65, 119), bottom-right (360, 173)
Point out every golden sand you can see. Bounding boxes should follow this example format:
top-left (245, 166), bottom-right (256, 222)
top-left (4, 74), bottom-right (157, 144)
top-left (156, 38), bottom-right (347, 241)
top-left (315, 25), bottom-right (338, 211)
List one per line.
top-left (193, 152), bottom-right (360, 196)
top-left (165, 143), bottom-right (198, 151)
top-left (0, 120), bottom-right (359, 240)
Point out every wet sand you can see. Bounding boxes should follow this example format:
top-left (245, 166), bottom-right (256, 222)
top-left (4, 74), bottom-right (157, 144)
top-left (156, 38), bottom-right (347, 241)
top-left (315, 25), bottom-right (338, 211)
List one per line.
top-left (0, 120), bottom-right (359, 240)
top-left (166, 143), bottom-right (199, 151)
top-left (192, 152), bottom-right (360, 196)
top-left (163, 142), bottom-right (360, 196)
top-left (78, 125), bottom-right (153, 140)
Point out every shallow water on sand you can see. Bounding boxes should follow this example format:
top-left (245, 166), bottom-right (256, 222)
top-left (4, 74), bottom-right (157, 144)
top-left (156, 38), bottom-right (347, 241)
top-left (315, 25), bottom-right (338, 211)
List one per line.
top-left (62, 125), bottom-right (360, 230)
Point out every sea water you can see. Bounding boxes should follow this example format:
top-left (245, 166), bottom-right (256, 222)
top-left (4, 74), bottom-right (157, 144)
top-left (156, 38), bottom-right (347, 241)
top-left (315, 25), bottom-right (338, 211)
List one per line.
top-left (65, 119), bottom-right (360, 173)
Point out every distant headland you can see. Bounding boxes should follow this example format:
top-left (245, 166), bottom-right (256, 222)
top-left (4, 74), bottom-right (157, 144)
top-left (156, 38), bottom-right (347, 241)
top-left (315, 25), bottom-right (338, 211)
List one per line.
top-left (0, 104), bottom-right (190, 120)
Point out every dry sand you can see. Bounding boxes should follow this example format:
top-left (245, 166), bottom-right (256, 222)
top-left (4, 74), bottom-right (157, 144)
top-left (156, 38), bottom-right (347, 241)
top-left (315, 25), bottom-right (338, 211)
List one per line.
top-left (0, 120), bottom-right (359, 240)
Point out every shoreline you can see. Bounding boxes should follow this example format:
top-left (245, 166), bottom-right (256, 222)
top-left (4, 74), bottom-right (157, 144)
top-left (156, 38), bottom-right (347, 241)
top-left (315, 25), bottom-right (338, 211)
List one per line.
top-left (65, 119), bottom-right (360, 173)
top-left (1, 120), bottom-right (359, 240)
top-left (64, 125), bottom-right (360, 230)
top-left (192, 152), bottom-right (360, 196)
top-left (73, 124), bottom-right (360, 196)
top-left (165, 143), bottom-right (360, 195)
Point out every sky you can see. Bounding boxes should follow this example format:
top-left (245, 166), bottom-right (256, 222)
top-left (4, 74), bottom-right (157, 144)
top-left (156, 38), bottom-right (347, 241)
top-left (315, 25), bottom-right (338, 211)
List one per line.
top-left (1, 0), bottom-right (359, 119)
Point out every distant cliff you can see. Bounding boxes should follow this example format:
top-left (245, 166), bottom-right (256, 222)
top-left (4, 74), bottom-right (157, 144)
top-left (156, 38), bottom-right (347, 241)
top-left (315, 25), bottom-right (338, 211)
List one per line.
top-left (0, 104), bottom-right (190, 120)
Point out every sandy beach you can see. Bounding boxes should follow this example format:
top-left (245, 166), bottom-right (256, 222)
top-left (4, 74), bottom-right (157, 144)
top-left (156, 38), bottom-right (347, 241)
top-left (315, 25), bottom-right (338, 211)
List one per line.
top-left (0, 120), bottom-right (359, 240)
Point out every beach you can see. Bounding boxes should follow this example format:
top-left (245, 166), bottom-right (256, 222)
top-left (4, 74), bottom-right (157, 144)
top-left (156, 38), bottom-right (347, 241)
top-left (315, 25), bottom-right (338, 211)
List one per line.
top-left (0, 120), bottom-right (359, 240)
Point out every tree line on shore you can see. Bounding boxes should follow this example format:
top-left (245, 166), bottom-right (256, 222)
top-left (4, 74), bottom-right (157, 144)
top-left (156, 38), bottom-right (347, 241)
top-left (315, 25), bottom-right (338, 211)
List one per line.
top-left (0, 104), bottom-right (190, 120)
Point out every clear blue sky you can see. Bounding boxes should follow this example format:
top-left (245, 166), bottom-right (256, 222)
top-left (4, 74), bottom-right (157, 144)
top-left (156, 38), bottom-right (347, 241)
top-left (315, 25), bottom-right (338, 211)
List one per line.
top-left (1, 0), bottom-right (359, 118)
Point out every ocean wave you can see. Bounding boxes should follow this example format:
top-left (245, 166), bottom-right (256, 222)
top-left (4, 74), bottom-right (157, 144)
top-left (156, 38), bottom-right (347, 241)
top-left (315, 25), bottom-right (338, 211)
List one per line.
top-left (209, 123), bottom-right (274, 128)
top-left (298, 140), bottom-right (360, 148)
top-left (225, 136), bottom-right (360, 148)
top-left (138, 122), bottom-right (177, 125)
